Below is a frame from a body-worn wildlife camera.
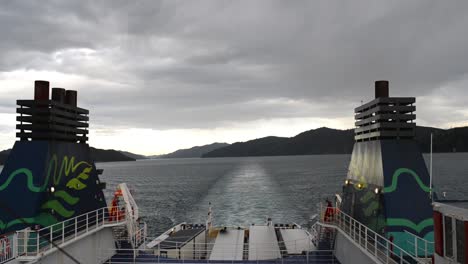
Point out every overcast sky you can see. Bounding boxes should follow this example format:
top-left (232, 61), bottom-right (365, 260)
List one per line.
top-left (1, 1), bottom-right (468, 155)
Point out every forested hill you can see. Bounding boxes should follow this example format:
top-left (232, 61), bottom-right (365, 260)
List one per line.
top-left (0, 147), bottom-right (138, 165)
top-left (152, 143), bottom-right (230, 158)
top-left (203, 126), bottom-right (468, 157)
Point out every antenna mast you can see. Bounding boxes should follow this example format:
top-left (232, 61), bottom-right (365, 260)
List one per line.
top-left (429, 133), bottom-right (433, 201)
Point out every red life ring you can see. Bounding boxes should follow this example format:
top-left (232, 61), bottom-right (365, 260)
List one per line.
top-left (324, 200), bottom-right (335, 222)
top-left (109, 189), bottom-right (126, 221)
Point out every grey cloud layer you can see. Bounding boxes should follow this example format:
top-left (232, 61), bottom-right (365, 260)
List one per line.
top-left (1, 0), bottom-right (468, 129)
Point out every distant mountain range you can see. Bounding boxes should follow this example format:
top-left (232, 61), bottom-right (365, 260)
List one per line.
top-left (203, 128), bottom-right (354, 157)
top-left (202, 126), bottom-right (468, 158)
top-left (1, 126), bottom-right (466, 164)
top-left (89, 148), bottom-right (137, 163)
top-left (118, 150), bottom-right (148, 160)
top-left (0, 147), bottom-right (140, 165)
top-left (150, 143), bottom-right (229, 159)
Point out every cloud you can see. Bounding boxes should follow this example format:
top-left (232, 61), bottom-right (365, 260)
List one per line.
top-left (1, 0), bottom-right (468, 152)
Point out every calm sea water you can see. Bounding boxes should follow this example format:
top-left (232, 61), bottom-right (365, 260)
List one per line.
top-left (97, 153), bottom-right (468, 237)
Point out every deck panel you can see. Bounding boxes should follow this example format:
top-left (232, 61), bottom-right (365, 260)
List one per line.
top-left (210, 229), bottom-right (245, 260)
top-left (248, 225), bottom-right (281, 260)
top-left (280, 229), bottom-right (312, 254)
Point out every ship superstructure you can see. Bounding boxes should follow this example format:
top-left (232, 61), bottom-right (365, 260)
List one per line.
top-left (0, 80), bottom-right (449, 264)
top-left (432, 201), bottom-right (468, 263)
top-left (341, 81), bottom-right (434, 253)
top-left (0, 81), bottom-right (143, 263)
top-left (0, 81), bottom-right (108, 235)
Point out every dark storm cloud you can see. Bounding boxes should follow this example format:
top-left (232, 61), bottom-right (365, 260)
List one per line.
top-left (1, 0), bottom-right (468, 130)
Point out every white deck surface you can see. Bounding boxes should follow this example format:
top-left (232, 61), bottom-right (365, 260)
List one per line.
top-left (248, 225), bottom-right (281, 260)
top-left (280, 229), bottom-right (312, 254)
top-left (209, 229), bottom-right (245, 260)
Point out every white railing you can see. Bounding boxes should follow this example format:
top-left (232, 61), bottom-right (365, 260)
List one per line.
top-left (122, 222), bottom-right (147, 254)
top-left (148, 238), bottom-right (313, 254)
top-left (310, 222), bottom-right (320, 248)
top-left (0, 234), bottom-right (15, 263)
top-left (99, 247), bottom-right (337, 264)
top-left (117, 183), bottom-right (141, 250)
top-left (15, 206), bottom-right (127, 258)
top-left (403, 230), bottom-right (434, 258)
top-left (318, 206), bottom-right (431, 264)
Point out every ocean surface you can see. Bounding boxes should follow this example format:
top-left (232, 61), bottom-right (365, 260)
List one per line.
top-left (97, 153), bottom-right (468, 237)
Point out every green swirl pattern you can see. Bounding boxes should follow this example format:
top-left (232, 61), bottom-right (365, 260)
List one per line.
top-left (383, 168), bottom-right (430, 193)
top-left (0, 154), bottom-right (92, 231)
top-left (41, 200), bottom-right (75, 218)
top-left (0, 213), bottom-right (58, 230)
top-left (386, 218), bottom-right (434, 233)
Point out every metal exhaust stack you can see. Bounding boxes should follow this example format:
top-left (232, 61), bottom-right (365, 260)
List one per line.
top-left (65, 90), bottom-right (78, 107)
top-left (375, 80), bottom-right (389, 98)
top-left (34, 80), bottom-right (50, 101)
top-left (51, 87), bottom-right (66, 104)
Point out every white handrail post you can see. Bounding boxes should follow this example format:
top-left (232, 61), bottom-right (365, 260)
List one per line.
top-left (75, 217), bottom-right (78, 238)
top-left (62, 222), bottom-right (65, 244)
top-left (399, 247), bottom-right (403, 264)
top-left (347, 215), bottom-right (351, 234)
top-left (96, 210), bottom-right (99, 229)
top-left (414, 236), bottom-right (418, 257)
top-left (21, 230), bottom-right (26, 255)
top-left (50, 226), bottom-right (53, 248)
top-left (86, 214), bottom-right (89, 233)
top-left (336, 210), bottom-right (339, 227)
top-left (36, 231), bottom-right (39, 254)
top-left (425, 241), bottom-right (428, 258)
top-left (386, 239), bottom-right (389, 262)
top-left (374, 233), bottom-right (377, 256)
top-left (356, 221), bottom-right (359, 242)
top-left (365, 227), bottom-right (368, 251)
top-left (340, 211), bottom-right (343, 228)
top-left (344, 214), bottom-right (347, 232)
top-left (13, 233), bottom-right (18, 258)
top-left (25, 229), bottom-right (29, 255)
top-left (358, 223), bottom-right (361, 245)
top-left (349, 216), bottom-right (352, 235)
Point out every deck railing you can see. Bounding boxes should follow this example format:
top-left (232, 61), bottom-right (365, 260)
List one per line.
top-left (13, 206), bottom-right (127, 259)
top-left (106, 232), bottom-right (325, 263)
top-left (0, 234), bottom-right (15, 264)
top-left (319, 206), bottom-right (431, 264)
top-left (403, 230), bottom-right (434, 258)
top-left (100, 248), bottom-right (338, 264)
